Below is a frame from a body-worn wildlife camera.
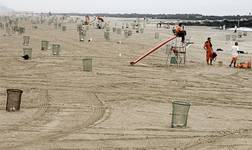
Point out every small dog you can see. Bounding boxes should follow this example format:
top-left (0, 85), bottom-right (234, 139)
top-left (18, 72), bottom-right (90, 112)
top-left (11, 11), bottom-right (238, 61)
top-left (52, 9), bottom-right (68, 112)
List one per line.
top-left (22, 55), bottom-right (30, 60)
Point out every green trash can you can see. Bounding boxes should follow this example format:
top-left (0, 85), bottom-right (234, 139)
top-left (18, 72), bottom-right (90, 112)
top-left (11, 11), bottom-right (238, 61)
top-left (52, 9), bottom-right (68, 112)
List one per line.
top-left (62, 26), bottom-right (66, 31)
top-left (170, 57), bottom-right (177, 64)
top-left (112, 27), bottom-right (116, 33)
top-left (79, 30), bottom-right (86, 42)
top-left (238, 31), bottom-right (243, 38)
top-left (6, 89), bottom-right (23, 112)
top-left (124, 30), bottom-right (129, 38)
top-left (58, 23), bottom-right (62, 28)
top-left (105, 26), bottom-right (110, 32)
top-left (104, 31), bottom-right (110, 41)
top-left (19, 27), bottom-right (25, 34)
top-left (140, 28), bottom-right (144, 33)
top-left (128, 30), bottom-right (133, 36)
top-left (41, 40), bottom-right (49, 50)
top-left (116, 28), bottom-right (122, 35)
top-left (226, 34), bottom-right (231, 41)
top-left (243, 31), bottom-right (248, 36)
top-left (85, 25), bottom-right (89, 31)
top-left (231, 35), bottom-right (237, 41)
top-left (82, 58), bottom-right (92, 72)
top-left (52, 44), bottom-right (60, 56)
top-left (155, 32), bottom-right (159, 39)
top-left (23, 36), bottom-right (30, 46)
top-left (77, 24), bottom-right (82, 32)
top-left (54, 23), bottom-right (58, 29)
top-left (23, 48), bottom-right (32, 59)
top-left (171, 101), bottom-right (191, 128)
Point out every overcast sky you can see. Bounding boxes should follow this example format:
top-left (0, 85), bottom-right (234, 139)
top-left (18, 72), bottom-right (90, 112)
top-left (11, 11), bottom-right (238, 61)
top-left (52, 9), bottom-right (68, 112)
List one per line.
top-left (0, 0), bottom-right (251, 16)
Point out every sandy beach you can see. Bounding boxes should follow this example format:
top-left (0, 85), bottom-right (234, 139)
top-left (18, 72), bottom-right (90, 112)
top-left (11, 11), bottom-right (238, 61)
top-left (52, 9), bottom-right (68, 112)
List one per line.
top-left (0, 17), bottom-right (252, 150)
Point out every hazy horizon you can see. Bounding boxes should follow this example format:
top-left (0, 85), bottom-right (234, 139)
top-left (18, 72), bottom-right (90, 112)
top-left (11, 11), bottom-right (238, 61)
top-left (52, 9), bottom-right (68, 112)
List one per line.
top-left (0, 0), bottom-right (251, 16)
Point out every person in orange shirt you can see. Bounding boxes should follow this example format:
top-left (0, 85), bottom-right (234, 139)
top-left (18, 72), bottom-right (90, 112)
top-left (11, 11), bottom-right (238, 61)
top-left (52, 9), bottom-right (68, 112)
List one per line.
top-left (175, 23), bottom-right (186, 43)
top-left (203, 37), bottom-right (213, 65)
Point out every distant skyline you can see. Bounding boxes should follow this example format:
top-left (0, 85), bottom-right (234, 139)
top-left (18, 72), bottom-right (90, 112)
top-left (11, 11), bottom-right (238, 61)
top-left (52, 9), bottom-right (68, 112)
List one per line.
top-left (0, 0), bottom-right (251, 16)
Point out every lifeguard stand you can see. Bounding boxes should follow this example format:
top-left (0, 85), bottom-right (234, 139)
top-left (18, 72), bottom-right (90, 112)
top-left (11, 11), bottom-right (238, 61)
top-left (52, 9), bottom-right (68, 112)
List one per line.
top-left (166, 37), bottom-right (186, 66)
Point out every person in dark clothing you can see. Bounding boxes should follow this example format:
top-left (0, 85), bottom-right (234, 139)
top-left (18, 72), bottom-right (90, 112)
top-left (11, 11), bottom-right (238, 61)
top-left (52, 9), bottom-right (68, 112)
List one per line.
top-left (175, 23), bottom-right (186, 43)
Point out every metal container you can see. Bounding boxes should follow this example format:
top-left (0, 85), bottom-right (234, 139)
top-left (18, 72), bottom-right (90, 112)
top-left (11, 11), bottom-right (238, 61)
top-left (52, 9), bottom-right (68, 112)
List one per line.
top-left (52, 44), bottom-right (60, 56)
top-left (116, 28), bottom-right (122, 35)
top-left (155, 32), bottom-right (159, 39)
top-left (23, 48), bottom-right (32, 59)
top-left (79, 30), bottom-right (86, 42)
top-left (171, 101), bottom-right (191, 128)
top-left (6, 89), bottom-right (23, 112)
top-left (140, 28), bottom-right (144, 33)
top-left (231, 35), bottom-right (237, 41)
top-left (23, 36), bottom-right (30, 46)
top-left (112, 27), bottom-right (116, 32)
top-left (226, 34), bottom-right (231, 41)
top-left (124, 30), bottom-right (129, 38)
top-left (41, 40), bottom-right (49, 50)
top-left (82, 58), bottom-right (92, 72)
top-left (62, 26), bottom-right (66, 31)
top-left (104, 31), bottom-right (110, 41)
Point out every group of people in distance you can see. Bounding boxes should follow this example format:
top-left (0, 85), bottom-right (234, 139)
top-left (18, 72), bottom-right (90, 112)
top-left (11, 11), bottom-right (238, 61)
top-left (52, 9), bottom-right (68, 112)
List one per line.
top-left (174, 23), bottom-right (251, 69)
top-left (203, 37), bottom-right (251, 69)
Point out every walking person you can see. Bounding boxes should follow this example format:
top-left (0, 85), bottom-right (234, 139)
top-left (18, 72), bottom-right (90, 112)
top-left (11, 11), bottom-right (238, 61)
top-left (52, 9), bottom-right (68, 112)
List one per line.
top-left (234, 25), bottom-right (237, 33)
top-left (229, 42), bottom-right (239, 67)
top-left (203, 37), bottom-right (213, 65)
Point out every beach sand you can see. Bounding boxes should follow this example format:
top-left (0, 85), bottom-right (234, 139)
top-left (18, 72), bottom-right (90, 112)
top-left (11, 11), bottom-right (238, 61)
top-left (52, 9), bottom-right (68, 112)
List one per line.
top-left (0, 17), bottom-right (252, 150)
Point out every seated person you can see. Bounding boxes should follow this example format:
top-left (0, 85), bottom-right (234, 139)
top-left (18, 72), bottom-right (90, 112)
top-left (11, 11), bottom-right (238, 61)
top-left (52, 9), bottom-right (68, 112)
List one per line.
top-left (236, 61), bottom-right (251, 69)
top-left (175, 23), bottom-right (187, 43)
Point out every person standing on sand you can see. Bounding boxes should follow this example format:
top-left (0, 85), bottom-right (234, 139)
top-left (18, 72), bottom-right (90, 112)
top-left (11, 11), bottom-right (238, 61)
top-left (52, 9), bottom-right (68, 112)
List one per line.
top-left (203, 37), bottom-right (213, 65)
top-left (234, 25), bottom-right (237, 33)
top-left (229, 42), bottom-right (239, 67)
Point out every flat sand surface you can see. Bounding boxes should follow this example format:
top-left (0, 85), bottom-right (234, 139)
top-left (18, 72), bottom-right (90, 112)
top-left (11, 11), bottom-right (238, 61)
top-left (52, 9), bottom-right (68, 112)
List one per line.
top-left (0, 17), bottom-right (252, 150)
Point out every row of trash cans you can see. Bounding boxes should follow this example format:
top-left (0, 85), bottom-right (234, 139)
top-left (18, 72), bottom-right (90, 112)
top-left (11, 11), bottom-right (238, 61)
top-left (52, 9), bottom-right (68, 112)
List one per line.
top-left (23, 39), bottom-right (93, 72)
top-left (23, 49), bottom-right (93, 72)
top-left (41, 40), bottom-right (60, 55)
top-left (4, 89), bottom-right (190, 128)
top-left (23, 41), bottom-right (61, 60)
top-left (23, 39), bottom-right (60, 52)
top-left (226, 31), bottom-right (248, 41)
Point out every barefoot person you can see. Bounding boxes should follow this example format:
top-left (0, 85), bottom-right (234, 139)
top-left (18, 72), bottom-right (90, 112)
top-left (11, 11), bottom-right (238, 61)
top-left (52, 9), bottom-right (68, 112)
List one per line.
top-left (229, 42), bottom-right (239, 67)
top-left (203, 37), bottom-right (213, 65)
